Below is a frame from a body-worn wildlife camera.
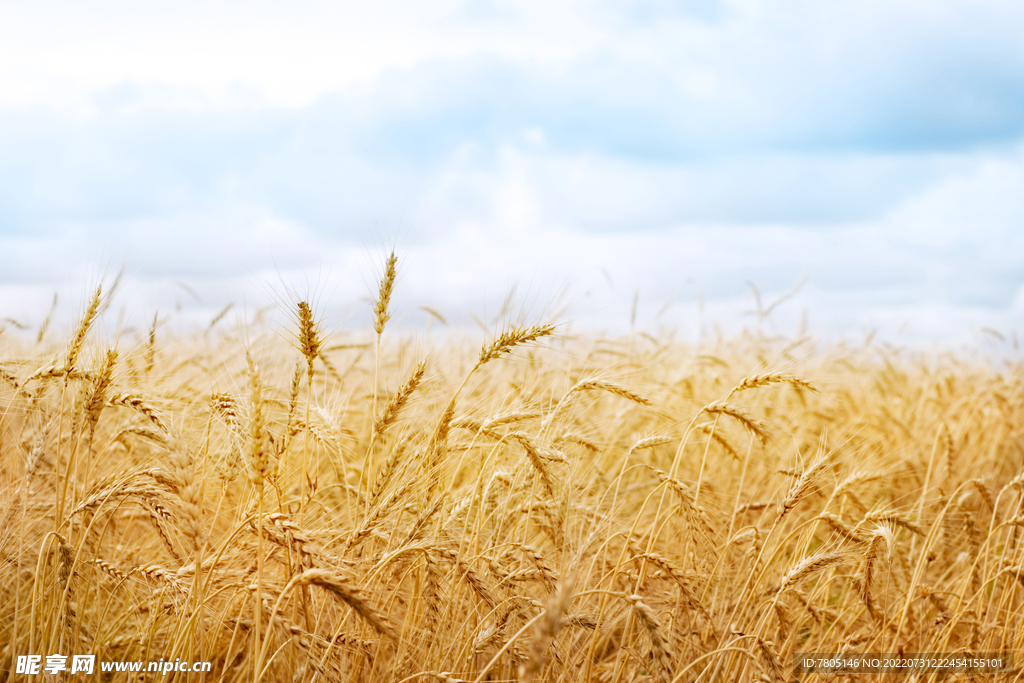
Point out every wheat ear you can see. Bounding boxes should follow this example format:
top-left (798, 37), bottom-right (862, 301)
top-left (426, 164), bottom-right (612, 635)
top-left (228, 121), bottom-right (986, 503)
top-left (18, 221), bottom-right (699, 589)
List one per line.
top-left (64, 285), bottom-right (102, 377)
top-left (375, 359), bottom-right (427, 438)
top-left (862, 525), bottom-right (893, 617)
top-left (727, 372), bottom-right (817, 398)
top-left (522, 579), bottom-right (573, 680)
top-left (476, 324), bottom-right (556, 370)
top-left (774, 548), bottom-right (845, 596)
top-left (627, 593), bottom-right (673, 682)
top-left (700, 400), bottom-right (769, 446)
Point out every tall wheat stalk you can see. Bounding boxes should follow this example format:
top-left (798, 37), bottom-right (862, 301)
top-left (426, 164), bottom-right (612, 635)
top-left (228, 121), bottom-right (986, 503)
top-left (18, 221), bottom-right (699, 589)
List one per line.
top-left (296, 301), bottom-right (321, 504)
top-left (55, 285), bottom-right (102, 523)
top-left (364, 252), bottom-right (397, 512)
top-left (247, 353), bottom-right (269, 682)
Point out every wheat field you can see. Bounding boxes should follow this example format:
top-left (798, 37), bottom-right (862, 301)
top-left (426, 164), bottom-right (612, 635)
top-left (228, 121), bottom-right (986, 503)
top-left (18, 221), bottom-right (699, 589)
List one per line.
top-left (1, 262), bottom-right (1023, 682)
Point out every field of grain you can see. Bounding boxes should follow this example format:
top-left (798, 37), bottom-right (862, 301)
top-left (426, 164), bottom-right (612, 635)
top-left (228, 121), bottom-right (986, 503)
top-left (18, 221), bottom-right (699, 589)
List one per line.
top-left (2, 264), bottom-right (1023, 682)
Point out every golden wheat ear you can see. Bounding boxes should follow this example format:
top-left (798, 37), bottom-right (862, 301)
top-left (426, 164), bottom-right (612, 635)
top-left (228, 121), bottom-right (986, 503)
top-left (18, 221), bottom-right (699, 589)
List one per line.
top-left (374, 359), bottom-right (427, 438)
top-left (476, 323), bottom-right (556, 370)
top-left (373, 251), bottom-right (397, 337)
top-left (296, 301), bottom-right (322, 385)
top-left (65, 285), bottom-right (102, 377)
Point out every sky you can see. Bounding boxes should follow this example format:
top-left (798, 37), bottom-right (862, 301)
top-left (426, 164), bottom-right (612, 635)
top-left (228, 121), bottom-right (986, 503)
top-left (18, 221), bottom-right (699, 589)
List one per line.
top-left (0, 0), bottom-right (1022, 347)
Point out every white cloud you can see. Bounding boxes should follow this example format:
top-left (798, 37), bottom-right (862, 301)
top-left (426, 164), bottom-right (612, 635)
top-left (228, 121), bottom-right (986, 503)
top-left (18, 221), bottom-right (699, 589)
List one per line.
top-left (0, 0), bottom-right (1022, 345)
top-left (0, 0), bottom-right (607, 112)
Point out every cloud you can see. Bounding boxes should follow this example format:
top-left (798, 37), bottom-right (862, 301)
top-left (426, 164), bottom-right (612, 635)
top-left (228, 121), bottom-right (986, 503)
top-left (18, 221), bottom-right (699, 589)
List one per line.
top-left (0, 0), bottom-right (1021, 343)
top-left (0, 47), bottom-right (1015, 238)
